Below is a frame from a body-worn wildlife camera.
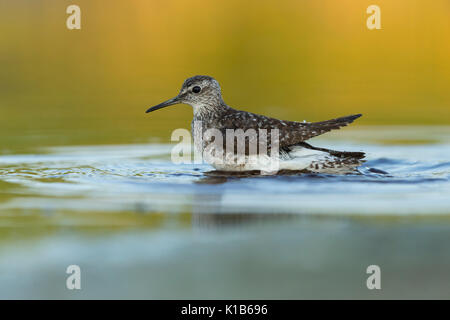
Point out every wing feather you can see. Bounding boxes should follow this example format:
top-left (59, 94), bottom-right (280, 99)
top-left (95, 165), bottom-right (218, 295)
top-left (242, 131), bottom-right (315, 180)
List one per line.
top-left (217, 111), bottom-right (362, 149)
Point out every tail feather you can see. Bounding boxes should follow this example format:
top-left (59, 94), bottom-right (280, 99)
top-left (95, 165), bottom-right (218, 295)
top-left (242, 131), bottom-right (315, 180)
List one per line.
top-left (310, 114), bottom-right (362, 130)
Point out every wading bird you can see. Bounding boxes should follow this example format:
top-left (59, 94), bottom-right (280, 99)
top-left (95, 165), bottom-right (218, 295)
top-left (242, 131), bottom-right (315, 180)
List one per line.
top-left (146, 75), bottom-right (364, 174)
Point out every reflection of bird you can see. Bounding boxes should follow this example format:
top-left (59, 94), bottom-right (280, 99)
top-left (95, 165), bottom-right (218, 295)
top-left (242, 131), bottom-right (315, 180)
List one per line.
top-left (146, 75), bottom-right (365, 174)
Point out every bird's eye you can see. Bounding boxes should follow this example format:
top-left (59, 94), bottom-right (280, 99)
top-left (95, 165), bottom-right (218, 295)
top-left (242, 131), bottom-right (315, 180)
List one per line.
top-left (192, 86), bottom-right (201, 93)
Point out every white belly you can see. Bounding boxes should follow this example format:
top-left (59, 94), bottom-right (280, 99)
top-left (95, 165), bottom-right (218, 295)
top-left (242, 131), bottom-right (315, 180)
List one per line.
top-left (204, 146), bottom-right (362, 174)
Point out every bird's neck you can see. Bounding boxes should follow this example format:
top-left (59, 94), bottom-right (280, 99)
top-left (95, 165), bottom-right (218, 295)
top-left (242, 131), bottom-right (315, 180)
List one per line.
top-left (192, 100), bottom-right (230, 120)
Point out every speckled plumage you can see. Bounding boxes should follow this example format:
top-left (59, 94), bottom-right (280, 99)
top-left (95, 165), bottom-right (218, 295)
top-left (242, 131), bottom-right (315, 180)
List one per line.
top-left (147, 75), bottom-right (365, 173)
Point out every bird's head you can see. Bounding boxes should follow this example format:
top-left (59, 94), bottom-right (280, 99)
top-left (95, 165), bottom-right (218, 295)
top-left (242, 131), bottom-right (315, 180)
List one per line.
top-left (146, 75), bottom-right (225, 114)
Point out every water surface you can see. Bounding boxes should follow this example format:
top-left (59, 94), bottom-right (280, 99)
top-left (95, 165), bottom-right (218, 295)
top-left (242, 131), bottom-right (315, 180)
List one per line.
top-left (0, 126), bottom-right (449, 299)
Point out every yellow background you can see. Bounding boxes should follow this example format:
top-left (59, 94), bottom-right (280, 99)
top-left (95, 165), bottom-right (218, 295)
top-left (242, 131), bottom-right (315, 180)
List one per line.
top-left (1, 0), bottom-right (449, 150)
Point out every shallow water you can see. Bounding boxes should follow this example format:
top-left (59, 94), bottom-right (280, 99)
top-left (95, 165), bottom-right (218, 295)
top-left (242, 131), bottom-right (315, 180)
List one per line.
top-left (0, 126), bottom-right (449, 299)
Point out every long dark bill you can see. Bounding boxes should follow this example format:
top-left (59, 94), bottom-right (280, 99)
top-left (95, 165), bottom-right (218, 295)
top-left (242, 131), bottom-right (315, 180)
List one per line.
top-left (146, 96), bottom-right (181, 113)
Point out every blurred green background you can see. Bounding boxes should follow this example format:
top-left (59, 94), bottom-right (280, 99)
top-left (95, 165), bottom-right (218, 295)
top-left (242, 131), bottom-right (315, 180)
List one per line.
top-left (1, 0), bottom-right (449, 152)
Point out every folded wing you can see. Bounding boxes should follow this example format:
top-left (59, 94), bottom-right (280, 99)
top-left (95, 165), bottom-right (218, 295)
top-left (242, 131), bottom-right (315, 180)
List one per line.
top-left (218, 111), bottom-right (362, 150)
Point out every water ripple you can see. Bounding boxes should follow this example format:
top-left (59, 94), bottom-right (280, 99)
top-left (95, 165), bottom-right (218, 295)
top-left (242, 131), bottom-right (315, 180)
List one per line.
top-left (0, 141), bottom-right (449, 216)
